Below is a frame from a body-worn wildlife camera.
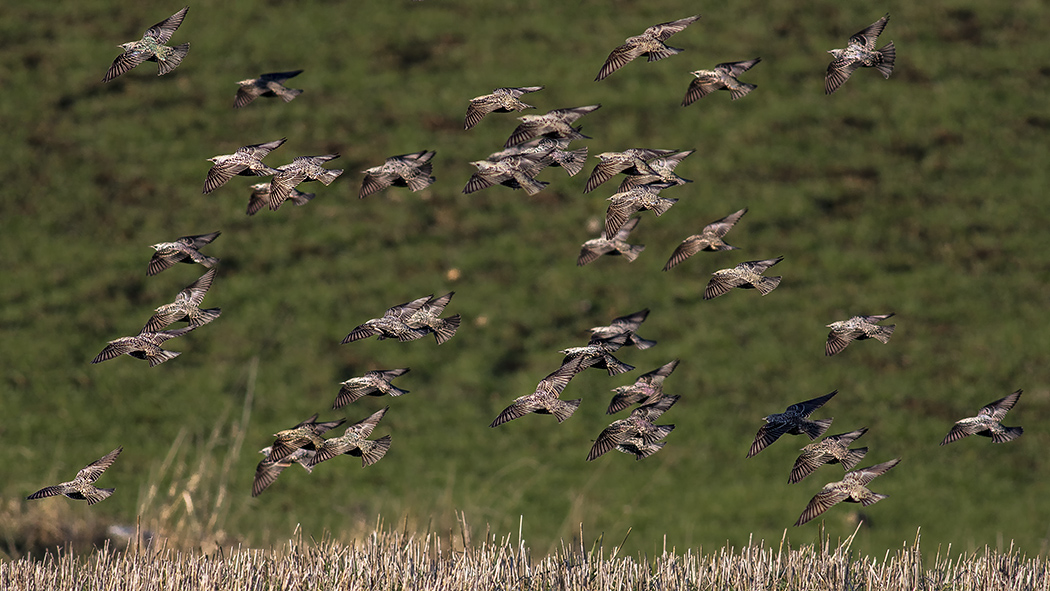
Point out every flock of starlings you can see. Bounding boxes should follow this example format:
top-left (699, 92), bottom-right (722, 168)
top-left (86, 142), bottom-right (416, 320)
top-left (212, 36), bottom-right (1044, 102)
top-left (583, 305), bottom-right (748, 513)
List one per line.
top-left (27, 7), bottom-right (1025, 531)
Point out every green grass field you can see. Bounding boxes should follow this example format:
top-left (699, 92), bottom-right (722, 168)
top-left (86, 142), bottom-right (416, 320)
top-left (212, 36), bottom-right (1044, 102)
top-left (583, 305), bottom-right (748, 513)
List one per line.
top-left (2, 0), bottom-right (1049, 562)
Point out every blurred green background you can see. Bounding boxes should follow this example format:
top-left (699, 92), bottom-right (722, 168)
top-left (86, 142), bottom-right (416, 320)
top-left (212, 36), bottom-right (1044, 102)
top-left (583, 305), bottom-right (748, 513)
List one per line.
top-left (2, 0), bottom-right (1048, 560)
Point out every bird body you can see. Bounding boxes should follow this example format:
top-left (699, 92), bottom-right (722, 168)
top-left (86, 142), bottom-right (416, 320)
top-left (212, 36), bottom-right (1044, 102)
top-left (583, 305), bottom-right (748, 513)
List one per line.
top-left (825, 314), bottom-right (895, 356)
top-left (464, 86), bottom-right (544, 129)
top-left (360, 151), bottom-right (436, 198)
top-left (606, 359), bottom-right (680, 414)
top-left (941, 390), bottom-right (1023, 445)
top-left (588, 308), bottom-right (656, 350)
top-left (234, 70), bottom-right (303, 108)
top-left (704, 256), bottom-right (783, 300)
top-left (203, 138), bottom-right (286, 194)
top-left (310, 407), bottom-right (392, 467)
top-left (246, 183), bottom-right (314, 215)
top-left (141, 268), bottom-right (221, 332)
top-left (27, 447), bottom-right (123, 506)
top-left (488, 138), bottom-right (589, 178)
top-left (92, 326), bottom-right (196, 367)
top-left (825, 14), bottom-right (895, 94)
top-left (789, 428), bottom-right (869, 483)
top-left (584, 149), bottom-right (678, 193)
top-left (102, 7), bottom-right (190, 83)
top-left (617, 150), bottom-right (694, 192)
top-left (490, 358), bottom-right (586, 427)
top-left (682, 58), bottom-right (761, 105)
top-left (342, 297), bottom-right (434, 344)
top-left (397, 292), bottom-right (461, 345)
top-left (795, 458), bottom-right (901, 526)
top-left (748, 390), bottom-right (837, 457)
top-left (263, 414), bottom-right (347, 466)
top-left (268, 154), bottom-right (343, 210)
top-left (147, 231), bottom-right (221, 276)
top-left (595, 15), bottom-right (701, 81)
top-left (587, 396), bottom-right (678, 461)
top-left (577, 216), bottom-right (645, 266)
top-left (464, 156), bottom-right (549, 195)
top-left (503, 105), bottom-right (601, 148)
top-left (333, 368), bottom-right (411, 409)
top-left (560, 331), bottom-right (635, 376)
top-left (604, 184), bottom-right (678, 238)
top-left (664, 207), bottom-right (747, 270)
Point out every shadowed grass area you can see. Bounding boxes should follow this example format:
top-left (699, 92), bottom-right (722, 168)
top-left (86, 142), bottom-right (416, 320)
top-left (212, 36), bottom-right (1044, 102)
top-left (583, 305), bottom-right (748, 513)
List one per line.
top-left (2, 0), bottom-right (1049, 562)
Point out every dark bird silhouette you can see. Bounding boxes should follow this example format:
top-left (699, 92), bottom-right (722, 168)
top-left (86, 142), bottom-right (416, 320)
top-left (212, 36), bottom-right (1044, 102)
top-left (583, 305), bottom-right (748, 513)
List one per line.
top-left (748, 390), bottom-right (837, 457)
top-left (234, 70), bottom-right (304, 108)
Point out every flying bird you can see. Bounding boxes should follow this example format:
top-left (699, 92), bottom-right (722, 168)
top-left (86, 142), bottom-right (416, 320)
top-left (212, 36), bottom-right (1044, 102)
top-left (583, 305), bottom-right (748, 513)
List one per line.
top-left (309, 407), bottom-right (392, 468)
top-left (789, 428), bottom-right (869, 484)
top-left (141, 268), bottom-right (221, 332)
top-left (825, 314), bottom-right (896, 356)
top-left (234, 70), bottom-right (304, 108)
top-left (825, 14), bottom-right (895, 94)
top-left (102, 6), bottom-right (190, 83)
top-left (503, 104), bottom-right (601, 148)
top-left (397, 292), bottom-right (461, 345)
top-left (92, 326), bottom-right (196, 367)
top-left (606, 359), bottom-right (680, 414)
top-left (795, 458), bottom-right (901, 526)
top-left (560, 331), bottom-right (635, 376)
top-left (588, 308), bottom-right (656, 350)
top-left (604, 183), bottom-right (679, 238)
top-left (203, 138), bottom-right (285, 194)
top-left (748, 390), bottom-right (837, 458)
top-left (267, 154), bottom-right (343, 211)
top-left (587, 395), bottom-right (678, 461)
top-left (341, 296), bottom-right (434, 344)
top-left (704, 256), bottom-right (783, 300)
top-left (359, 151), bottom-right (436, 198)
top-left (664, 207), bottom-right (748, 270)
top-left (246, 183), bottom-right (314, 216)
top-left (490, 357), bottom-right (586, 427)
top-left (464, 156), bottom-right (549, 196)
top-left (146, 231), bottom-right (221, 276)
top-left (333, 368), bottom-right (411, 409)
top-left (262, 414), bottom-right (346, 464)
top-left (595, 15), bottom-right (701, 81)
top-left (488, 138), bottom-right (589, 178)
top-left (464, 86), bottom-right (544, 130)
top-left (682, 58), bottom-right (761, 105)
top-left (584, 149), bottom-right (678, 193)
top-left (941, 390), bottom-right (1024, 445)
top-left (251, 447), bottom-right (315, 497)
top-left (577, 216), bottom-right (646, 266)
top-left (27, 447), bottom-right (123, 506)
top-left (617, 150), bottom-right (694, 192)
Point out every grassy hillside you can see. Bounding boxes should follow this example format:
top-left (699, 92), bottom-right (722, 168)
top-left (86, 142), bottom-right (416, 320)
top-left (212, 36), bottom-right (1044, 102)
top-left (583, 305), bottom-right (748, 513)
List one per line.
top-left (2, 0), bottom-right (1049, 560)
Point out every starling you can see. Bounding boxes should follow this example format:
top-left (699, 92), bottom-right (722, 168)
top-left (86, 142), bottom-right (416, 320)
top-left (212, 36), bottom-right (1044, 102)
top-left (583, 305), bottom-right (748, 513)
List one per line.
top-left (398, 292), bottom-right (461, 345)
top-left (577, 216), bottom-right (646, 266)
top-left (267, 154), bottom-right (343, 211)
top-left (589, 308), bottom-right (656, 350)
top-left (789, 428), bottom-right (869, 484)
top-left (147, 231), bottom-right (221, 276)
top-left (464, 156), bottom-right (549, 196)
top-left (604, 183), bottom-right (679, 238)
top-left (263, 413), bottom-right (346, 464)
top-left (27, 447), bottom-right (123, 506)
top-left (504, 104), bottom-right (601, 148)
top-left (490, 357), bottom-right (586, 427)
top-left (141, 268), bottom-right (221, 332)
top-left (333, 368), bottom-right (411, 409)
top-left (825, 314), bottom-right (896, 356)
top-left (234, 70), bottom-right (304, 108)
top-left (258, 446), bottom-right (315, 474)
top-left (664, 207), bottom-right (748, 270)
top-left (246, 182), bottom-right (314, 216)
top-left (251, 446), bottom-right (316, 496)
top-left (560, 331), bottom-right (635, 376)
top-left (359, 151), bottom-right (437, 198)
top-left (795, 458), bottom-right (901, 526)
top-left (203, 138), bottom-right (286, 194)
top-left (595, 15), bottom-right (701, 81)
top-left (941, 390), bottom-right (1024, 445)
top-left (704, 256), bottom-right (783, 300)
top-left (825, 14), bottom-right (895, 94)
top-left (617, 150), bottom-right (694, 192)
top-left (464, 86), bottom-right (544, 130)
top-left (488, 138), bottom-right (589, 178)
top-left (606, 359), bottom-right (680, 414)
top-left (748, 390), bottom-right (837, 458)
top-left (587, 395), bottom-right (678, 461)
top-left (309, 407), bottom-right (392, 468)
top-left (615, 437), bottom-right (667, 460)
top-left (682, 58), bottom-right (761, 105)
top-left (92, 326), bottom-right (196, 367)
top-left (102, 7), bottom-right (190, 83)
top-left (341, 296), bottom-right (434, 344)
top-left (584, 149), bottom-right (678, 194)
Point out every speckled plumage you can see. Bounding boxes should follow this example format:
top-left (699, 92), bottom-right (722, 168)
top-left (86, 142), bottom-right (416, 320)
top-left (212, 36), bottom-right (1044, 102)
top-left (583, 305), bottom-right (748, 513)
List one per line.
top-left (789, 428), bottom-right (869, 484)
top-left (825, 14), bottom-right (895, 94)
top-left (102, 7), bottom-right (190, 83)
top-left (682, 58), bottom-right (761, 105)
top-left (584, 149), bottom-right (678, 193)
top-left (27, 447), bottom-right (122, 506)
top-left (252, 446), bottom-right (315, 497)
top-left (141, 268), bottom-right (221, 332)
top-left (464, 155), bottom-right (549, 196)
top-left (147, 231), bottom-right (221, 276)
top-left (333, 368), bottom-right (411, 409)
top-left (617, 150), bottom-right (694, 192)
top-left (588, 308), bottom-right (656, 351)
top-left (595, 15), bottom-right (701, 81)
top-left (246, 182), bottom-right (314, 216)
top-left (464, 86), bottom-right (544, 130)
top-left (941, 390), bottom-right (1023, 445)
top-left (795, 458), bottom-right (900, 526)
top-left (341, 296), bottom-right (433, 344)
top-left (560, 331), bottom-right (635, 376)
top-left (503, 104), bottom-right (601, 148)
top-left (92, 326), bottom-right (196, 367)
top-left (262, 414), bottom-right (346, 466)
top-left (309, 407), bottom-right (392, 468)
top-left (704, 256), bottom-right (783, 300)
top-left (490, 357), bottom-right (586, 427)
top-left (267, 154), bottom-right (343, 211)
top-left (664, 207), bottom-right (747, 270)
top-left (488, 138), bottom-right (589, 178)
top-left (604, 183), bottom-right (678, 238)
top-left (203, 138), bottom-right (285, 194)
top-left (587, 395), bottom-right (678, 461)
top-left (606, 359), bottom-right (680, 414)
top-left (234, 70), bottom-right (303, 108)
top-left (360, 151), bottom-right (436, 198)
top-left (825, 314), bottom-right (895, 356)
top-left (748, 390), bottom-right (837, 458)
top-left (577, 216), bottom-right (645, 266)
top-left (398, 292), bottom-right (461, 345)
